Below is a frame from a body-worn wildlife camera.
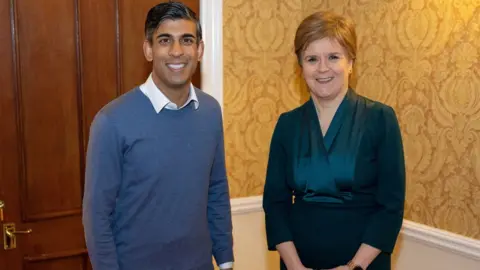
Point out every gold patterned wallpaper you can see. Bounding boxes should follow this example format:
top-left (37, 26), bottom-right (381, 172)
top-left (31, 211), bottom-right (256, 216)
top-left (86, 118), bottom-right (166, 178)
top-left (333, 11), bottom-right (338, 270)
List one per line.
top-left (223, 0), bottom-right (480, 239)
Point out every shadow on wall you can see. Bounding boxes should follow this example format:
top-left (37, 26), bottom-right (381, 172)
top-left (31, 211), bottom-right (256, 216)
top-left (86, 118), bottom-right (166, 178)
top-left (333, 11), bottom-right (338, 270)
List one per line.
top-left (391, 233), bottom-right (404, 267)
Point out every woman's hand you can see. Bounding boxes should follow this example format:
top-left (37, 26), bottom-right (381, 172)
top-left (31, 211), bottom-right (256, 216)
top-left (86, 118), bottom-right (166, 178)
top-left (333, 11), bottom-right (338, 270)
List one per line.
top-left (325, 265), bottom-right (349, 270)
top-left (292, 266), bottom-right (313, 270)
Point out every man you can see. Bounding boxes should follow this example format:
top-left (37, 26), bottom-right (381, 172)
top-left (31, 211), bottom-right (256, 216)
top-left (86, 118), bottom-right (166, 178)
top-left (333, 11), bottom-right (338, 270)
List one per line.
top-left (82, 2), bottom-right (234, 269)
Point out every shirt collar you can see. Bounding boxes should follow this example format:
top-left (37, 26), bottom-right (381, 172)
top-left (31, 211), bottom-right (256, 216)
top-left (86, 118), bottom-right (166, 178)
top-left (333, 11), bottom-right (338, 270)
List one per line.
top-left (139, 73), bottom-right (199, 113)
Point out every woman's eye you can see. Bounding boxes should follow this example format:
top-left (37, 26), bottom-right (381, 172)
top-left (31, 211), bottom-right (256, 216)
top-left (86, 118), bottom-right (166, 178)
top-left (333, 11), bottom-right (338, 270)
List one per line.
top-left (328, 55), bottom-right (339, 60)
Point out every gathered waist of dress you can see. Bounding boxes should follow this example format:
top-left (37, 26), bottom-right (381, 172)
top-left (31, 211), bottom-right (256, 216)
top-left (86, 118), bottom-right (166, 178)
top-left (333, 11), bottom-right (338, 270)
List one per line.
top-left (293, 192), bottom-right (378, 209)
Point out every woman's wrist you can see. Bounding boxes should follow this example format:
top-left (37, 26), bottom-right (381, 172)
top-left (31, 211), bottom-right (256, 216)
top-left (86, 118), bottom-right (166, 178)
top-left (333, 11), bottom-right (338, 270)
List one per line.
top-left (347, 260), bottom-right (366, 270)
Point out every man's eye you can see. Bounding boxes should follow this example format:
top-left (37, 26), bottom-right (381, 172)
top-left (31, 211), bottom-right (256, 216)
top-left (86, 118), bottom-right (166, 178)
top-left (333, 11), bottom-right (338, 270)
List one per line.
top-left (182, 38), bottom-right (194, 45)
top-left (158, 39), bottom-right (170, 44)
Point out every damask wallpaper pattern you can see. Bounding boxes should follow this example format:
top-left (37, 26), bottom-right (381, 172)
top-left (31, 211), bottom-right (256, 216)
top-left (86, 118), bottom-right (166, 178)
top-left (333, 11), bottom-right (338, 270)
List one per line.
top-left (223, 0), bottom-right (480, 239)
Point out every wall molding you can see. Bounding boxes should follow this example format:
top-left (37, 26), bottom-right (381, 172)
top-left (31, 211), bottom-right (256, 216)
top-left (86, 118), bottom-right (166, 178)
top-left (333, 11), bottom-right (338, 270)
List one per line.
top-left (231, 195), bottom-right (263, 215)
top-left (401, 219), bottom-right (480, 261)
top-left (200, 0), bottom-right (223, 111)
top-left (230, 196), bottom-right (480, 261)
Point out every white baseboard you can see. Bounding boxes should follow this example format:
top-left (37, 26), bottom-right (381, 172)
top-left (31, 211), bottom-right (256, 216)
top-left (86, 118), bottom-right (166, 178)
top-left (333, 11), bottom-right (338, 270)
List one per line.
top-left (401, 220), bottom-right (480, 261)
top-left (230, 196), bottom-right (480, 263)
top-left (231, 195), bottom-right (263, 214)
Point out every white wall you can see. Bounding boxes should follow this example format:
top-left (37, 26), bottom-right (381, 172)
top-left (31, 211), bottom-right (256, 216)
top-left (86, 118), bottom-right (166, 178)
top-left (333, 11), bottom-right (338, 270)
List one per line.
top-left (230, 211), bottom-right (280, 270)
top-left (226, 196), bottom-right (480, 270)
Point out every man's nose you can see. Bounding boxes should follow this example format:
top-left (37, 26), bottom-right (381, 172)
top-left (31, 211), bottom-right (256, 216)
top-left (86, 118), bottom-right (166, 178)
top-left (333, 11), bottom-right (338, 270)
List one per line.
top-left (169, 41), bottom-right (184, 57)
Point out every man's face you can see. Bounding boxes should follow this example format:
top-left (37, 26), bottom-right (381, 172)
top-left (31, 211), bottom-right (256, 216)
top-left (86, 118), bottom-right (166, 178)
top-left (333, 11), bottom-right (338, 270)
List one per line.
top-left (143, 19), bottom-right (203, 91)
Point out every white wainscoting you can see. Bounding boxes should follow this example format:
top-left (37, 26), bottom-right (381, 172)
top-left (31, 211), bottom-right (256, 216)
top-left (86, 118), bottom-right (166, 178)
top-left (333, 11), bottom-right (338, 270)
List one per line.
top-left (226, 196), bottom-right (480, 270)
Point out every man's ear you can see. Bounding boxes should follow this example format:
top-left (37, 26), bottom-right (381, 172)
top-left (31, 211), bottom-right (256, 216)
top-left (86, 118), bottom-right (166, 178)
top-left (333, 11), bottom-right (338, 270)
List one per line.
top-left (143, 40), bottom-right (153, 62)
top-left (197, 40), bottom-right (204, 61)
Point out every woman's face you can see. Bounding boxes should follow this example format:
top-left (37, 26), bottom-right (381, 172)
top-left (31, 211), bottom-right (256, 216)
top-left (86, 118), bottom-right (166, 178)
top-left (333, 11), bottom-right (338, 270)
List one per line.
top-left (301, 37), bottom-right (352, 101)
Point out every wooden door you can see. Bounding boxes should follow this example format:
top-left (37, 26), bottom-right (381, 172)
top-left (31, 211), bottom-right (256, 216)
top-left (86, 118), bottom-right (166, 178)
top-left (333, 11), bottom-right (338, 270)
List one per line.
top-left (0, 1), bottom-right (200, 269)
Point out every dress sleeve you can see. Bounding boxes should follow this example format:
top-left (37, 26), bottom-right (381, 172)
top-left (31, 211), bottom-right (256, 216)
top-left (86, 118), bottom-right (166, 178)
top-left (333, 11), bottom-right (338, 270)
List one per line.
top-left (263, 114), bottom-right (294, 250)
top-left (361, 106), bottom-right (406, 253)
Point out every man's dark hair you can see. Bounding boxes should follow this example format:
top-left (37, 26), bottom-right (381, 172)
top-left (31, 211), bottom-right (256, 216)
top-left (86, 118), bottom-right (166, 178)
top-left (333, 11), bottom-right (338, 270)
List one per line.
top-left (144, 1), bottom-right (202, 44)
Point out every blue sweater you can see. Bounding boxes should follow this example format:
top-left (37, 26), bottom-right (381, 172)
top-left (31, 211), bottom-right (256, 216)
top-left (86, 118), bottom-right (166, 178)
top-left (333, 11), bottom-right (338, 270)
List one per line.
top-left (82, 87), bottom-right (233, 270)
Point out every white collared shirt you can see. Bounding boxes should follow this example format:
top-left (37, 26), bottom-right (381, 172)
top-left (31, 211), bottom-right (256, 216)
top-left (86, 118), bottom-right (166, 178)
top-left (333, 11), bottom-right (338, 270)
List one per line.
top-left (139, 73), bottom-right (199, 112)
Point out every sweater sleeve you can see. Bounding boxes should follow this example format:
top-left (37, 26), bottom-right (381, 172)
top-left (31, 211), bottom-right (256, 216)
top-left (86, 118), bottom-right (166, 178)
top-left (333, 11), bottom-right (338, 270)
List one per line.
top-left (262, 114), bottom-right (294, 250)
top-left (362, 106), bottom-right (406, 253)
top-left (82, 112), bottom-right (121, 270)
top-left (207, 107), bottom-right (234, 266)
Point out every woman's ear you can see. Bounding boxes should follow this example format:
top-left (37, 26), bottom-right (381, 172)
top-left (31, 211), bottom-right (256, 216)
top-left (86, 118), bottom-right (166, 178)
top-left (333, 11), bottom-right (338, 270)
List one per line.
top-left (348, 58), bottom-right (354, 74)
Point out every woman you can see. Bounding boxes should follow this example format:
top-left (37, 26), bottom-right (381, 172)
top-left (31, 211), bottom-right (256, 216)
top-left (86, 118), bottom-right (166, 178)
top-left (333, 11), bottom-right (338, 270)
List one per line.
top-left (262, 11), bottom-right (405, 270)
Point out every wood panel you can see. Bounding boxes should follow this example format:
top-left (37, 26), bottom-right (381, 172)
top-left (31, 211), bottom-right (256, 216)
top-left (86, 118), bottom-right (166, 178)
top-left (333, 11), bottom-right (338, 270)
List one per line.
top-left (0, 0), bottom-right (20, 222)
top-left (21, 216), bottom-right (85, 259)
top-left (120, 0), bottom-right (161, 92)
top-left (25, 249), bottom-right (87, 262)
top-left (79, 0), bottom-right (119, 162)
top-left (24, 254), bottom-right (86, 270)
top-left (0, 1), bottom-right (200, 269)
top-left (0, 0), bottom-right (23, 267)
top-left (16, 0), bottom-right (82, 219)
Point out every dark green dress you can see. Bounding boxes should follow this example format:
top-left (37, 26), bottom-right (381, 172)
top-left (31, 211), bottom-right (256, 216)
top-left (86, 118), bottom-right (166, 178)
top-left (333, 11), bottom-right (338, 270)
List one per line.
top-left (262, 89), bottom-right (406, 270)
